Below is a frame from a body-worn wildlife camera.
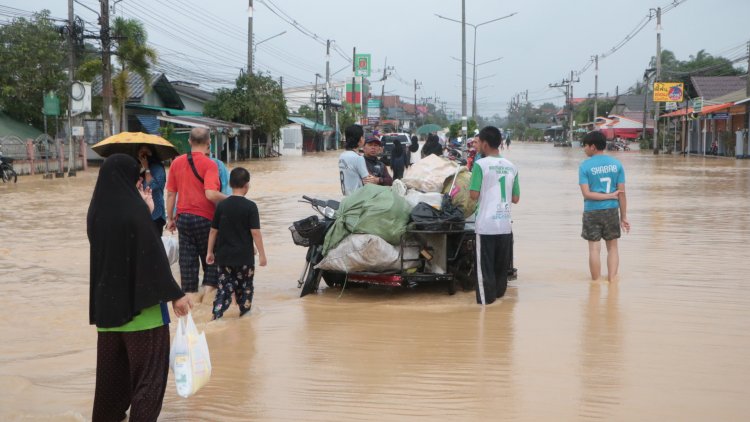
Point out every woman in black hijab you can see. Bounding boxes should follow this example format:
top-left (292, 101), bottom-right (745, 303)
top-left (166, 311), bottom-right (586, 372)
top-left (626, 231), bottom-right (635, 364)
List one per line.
top-left (88, 153), bottom-right (191, 421)
top-left (421, 133), bottom-right (443, 158)
top-left (390, 139), bottom-right (406, 180)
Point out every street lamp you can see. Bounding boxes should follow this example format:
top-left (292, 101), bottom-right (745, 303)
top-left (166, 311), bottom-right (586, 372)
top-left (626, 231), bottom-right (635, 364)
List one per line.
top-left (436, 12), bottom-right (517, 120)
top-left (452, 56), bottom-right (502, 112)
top-left (255, 30), bottom-right (287, 50)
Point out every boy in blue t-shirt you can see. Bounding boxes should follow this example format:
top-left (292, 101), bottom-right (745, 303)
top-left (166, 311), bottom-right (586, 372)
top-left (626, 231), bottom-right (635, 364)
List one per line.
top-left (578, 131), bottom-right (630, 282)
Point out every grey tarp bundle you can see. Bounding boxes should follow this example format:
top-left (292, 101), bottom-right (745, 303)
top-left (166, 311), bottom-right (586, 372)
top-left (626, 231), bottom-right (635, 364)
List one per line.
top-left (322, 184), bottom-right (412, 255)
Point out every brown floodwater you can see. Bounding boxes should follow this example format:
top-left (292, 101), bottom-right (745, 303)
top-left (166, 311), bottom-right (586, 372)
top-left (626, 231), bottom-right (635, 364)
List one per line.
top-left (1, 144), bottom-right (749, 421)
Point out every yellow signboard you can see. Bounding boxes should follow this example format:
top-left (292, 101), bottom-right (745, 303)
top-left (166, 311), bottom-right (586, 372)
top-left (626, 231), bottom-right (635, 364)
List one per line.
top-left (653, 82), bottom-right (684, 102)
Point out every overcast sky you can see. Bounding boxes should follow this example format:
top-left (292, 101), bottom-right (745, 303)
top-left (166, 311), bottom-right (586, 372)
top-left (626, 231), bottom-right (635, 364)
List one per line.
top-left (7, 0), bottom-right (750, 116)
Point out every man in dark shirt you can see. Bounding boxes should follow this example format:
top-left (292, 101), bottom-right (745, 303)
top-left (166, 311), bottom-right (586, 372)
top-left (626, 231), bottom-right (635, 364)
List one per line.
top-left (362, 137), bottom-right (393, 186)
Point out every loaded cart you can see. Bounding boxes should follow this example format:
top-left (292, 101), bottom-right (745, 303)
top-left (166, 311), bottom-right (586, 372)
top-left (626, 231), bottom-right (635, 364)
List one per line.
top-left (320, 221), bottom-right (478, 295)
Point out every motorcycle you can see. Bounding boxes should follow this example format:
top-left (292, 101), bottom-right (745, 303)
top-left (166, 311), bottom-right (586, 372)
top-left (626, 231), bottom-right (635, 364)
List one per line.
top-left (1, 154), bottom-right (18, 183)
top-left (289, 195), bottom-right (340, 297)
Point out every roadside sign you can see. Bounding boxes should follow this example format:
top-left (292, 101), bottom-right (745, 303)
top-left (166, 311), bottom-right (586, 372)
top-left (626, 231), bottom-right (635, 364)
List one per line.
top-left (354, 53), bottom-right (371, 77)
top-left (691, 97), bottom-right (703, 113)
top-left (653, 82), bottom-right (684, 102)
top-left (72, 126), bottom-right (84, 137)
top-left (665, 102), bottom-right (678, 111)
top-left (43, 92), bottom-right (60, 116)
top-left (711, 113), bottom-right (729, 120)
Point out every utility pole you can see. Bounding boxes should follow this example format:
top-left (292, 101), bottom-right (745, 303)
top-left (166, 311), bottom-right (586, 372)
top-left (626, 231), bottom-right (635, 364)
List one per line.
top-left (414, 79), bottom-right (421, 128)
top-left (67, 0), bottom-right (76, 176)
top-left (352, 47), bottom-right (357, 125)
top-left (461, 0), bottom-right (467, 140)
top-left (247, 0), bottom-right (253, 74)
top-left (314, 73), bottom-right (320, 151)
top-left (569, 70), bottom-right (579, 144)
top-left (550, 72), bottom-right (577, 143)
top-left (594, 55), bottom-right (599, 120)
top-left (99, 0), bottom-right (112, 138)
top-left (653, 7), bottom-right (662, 154)
top-left (324, 40), bottom-right (330, 127)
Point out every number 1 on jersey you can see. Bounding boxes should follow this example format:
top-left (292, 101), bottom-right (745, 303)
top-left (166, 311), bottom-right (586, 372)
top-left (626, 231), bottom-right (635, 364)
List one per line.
top-left (498, 175), bottom-right (507, 203)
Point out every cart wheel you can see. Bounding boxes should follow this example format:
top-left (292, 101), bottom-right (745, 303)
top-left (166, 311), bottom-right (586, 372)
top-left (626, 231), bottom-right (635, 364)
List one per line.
top-left (322, 271), bottom-right (346, 288)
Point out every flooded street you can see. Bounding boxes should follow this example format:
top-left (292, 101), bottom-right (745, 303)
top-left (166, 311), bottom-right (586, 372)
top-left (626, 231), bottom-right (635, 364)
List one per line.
top-left (1, 143), bottom-right (749, 421)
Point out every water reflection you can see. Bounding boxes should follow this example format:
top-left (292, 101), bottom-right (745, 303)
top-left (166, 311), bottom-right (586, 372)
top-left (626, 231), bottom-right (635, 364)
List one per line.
top-left (579, 282), bottom-right (622, 420)
top-left (2, 146), bottom-right (750, 421)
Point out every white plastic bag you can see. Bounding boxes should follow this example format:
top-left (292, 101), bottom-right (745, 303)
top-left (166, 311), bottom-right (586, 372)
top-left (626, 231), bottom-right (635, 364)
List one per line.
top-left (169, 312), bottom-right (211, 398)
top-left (162, 235), bottom-right (179, 265)
top-left (316, 234), bottom-right (419, 273)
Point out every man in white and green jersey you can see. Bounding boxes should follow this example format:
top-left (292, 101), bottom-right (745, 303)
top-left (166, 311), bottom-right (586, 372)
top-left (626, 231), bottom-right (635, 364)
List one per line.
top-left (469, 126), bottom-right (520, 305)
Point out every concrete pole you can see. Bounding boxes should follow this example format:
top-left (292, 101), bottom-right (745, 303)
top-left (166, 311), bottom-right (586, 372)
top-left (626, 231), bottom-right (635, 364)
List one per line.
top-left (324, 40), bottom-right (330, 127)
top-left (471, 25), bottom-right (477, 120)
top-left (67, 0), bottom-right (76, 176)
top-left (100, 0), bottom-right (112, 138)
top-left (461, 0), bottom-right (467, 140)
top-left (594, 55), bottom-right (599, 120)
top-left (568, 71), bottom-right (574, 143)
top-left (653, 7), bottom-right (662, 154)
top-left (247, 0), bottom-right (253, 74)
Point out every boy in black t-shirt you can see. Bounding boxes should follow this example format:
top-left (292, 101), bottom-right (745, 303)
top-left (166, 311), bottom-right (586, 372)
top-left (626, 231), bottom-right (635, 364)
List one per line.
top-left (206, 167), bottom-right (267, 319)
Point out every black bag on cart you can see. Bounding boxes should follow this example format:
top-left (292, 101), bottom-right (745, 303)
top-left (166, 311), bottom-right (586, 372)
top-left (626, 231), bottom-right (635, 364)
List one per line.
top-left (410, 197), bottom-right (465, 231)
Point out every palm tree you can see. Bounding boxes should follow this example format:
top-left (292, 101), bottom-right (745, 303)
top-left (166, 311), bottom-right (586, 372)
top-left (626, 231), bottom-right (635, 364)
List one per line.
top-left (111, 17), bottom-right (157, 132)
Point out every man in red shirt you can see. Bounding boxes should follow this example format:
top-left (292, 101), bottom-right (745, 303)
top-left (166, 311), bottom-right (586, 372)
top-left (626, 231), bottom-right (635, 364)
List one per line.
top-left (166, 128), bottom-right (227, 296)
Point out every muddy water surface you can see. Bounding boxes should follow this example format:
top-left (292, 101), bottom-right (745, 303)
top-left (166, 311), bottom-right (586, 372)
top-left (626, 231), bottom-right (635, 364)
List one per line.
top-left (1, 144), bottom-right (749, 421)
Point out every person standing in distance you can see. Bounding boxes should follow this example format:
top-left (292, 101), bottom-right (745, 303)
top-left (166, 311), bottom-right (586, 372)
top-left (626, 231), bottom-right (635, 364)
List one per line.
top-left (469, 126), bottom-right (520, 305)
top-left (165, 127), bottom-right (227, 300)
top-left (579, 130), bottom-right (630, 282)
top-left (339, 124), bottom-right (371, 196)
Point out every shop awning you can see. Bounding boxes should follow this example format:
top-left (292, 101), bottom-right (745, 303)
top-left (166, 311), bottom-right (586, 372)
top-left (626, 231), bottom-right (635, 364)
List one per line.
top-left (156, 115), bottom-right (251, 131)
top-left (660, 102), bottom-right (733, 118)
top-left (288, 116), bottom-right (333, 132)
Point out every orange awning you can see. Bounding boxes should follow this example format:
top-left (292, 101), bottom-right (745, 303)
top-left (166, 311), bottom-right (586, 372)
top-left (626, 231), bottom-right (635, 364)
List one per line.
top-left (660, 102), bottom-right (733, 118)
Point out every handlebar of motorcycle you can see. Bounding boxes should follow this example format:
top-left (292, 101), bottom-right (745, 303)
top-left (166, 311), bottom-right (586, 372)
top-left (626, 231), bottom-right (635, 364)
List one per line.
top-left (302, 195), bottom-right (327, 208)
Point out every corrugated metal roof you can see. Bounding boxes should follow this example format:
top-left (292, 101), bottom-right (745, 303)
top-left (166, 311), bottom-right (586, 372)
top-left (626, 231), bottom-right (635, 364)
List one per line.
top-left (172, 83), bottom-right (216, 103)
top-left (288, 116), bottom-right (333, 132)
top-left (0, 112), bottom-right (42, 139)
top-left (690, 76), bottom-right (746, 100)
top-left (125, 104), bottom-right (202, 116)
top-left (135, 115), bottom-right (160, 134)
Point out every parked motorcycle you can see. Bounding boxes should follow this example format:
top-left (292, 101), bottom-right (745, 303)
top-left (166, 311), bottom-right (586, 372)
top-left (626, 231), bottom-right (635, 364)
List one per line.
top-left (1, 153), bottom-right (18, 183)
top-left (289, 195), bottom-right (340, 297)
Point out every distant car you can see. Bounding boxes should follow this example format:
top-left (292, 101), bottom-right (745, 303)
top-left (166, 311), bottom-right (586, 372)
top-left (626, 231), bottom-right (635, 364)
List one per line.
top-left (378, 133), bottom-right (410, 166)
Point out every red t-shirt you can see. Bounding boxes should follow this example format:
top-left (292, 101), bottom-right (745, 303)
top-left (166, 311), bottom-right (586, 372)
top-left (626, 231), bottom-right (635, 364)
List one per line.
top-left (166, 152), bottom-right (220, 220)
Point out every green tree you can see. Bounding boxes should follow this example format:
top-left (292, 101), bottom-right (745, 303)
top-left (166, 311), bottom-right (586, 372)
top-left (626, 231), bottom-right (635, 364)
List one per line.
top-left (112, 17), bottom-right (157, 131)
top-left (629, 49), bottom-right (745, 95)
top-left (204, 72), bottom-right (288, 142)
top-left (0, 11), bottom-right (67, 132)
top-left (448, 119), bottom-right (477, 139)
top-left (295, 104), bottom-right (318, 120)
top-left (338, 102), bottom-right (360, 132)
top-left (574, 98), bottom-right (616, 124)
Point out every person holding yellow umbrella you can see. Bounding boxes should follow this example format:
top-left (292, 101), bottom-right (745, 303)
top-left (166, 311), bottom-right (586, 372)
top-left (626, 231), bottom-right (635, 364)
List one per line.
top-left (93, 132), bottom-right (180, 234)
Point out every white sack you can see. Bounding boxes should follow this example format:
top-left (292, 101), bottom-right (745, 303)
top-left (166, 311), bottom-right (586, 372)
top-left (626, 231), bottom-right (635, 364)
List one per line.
top-left (316, 234), bottom-right (419, 273)
top-left (402, 154), bottom-right (458, 193)
top-left (169, 312), bottom-right (212, 398)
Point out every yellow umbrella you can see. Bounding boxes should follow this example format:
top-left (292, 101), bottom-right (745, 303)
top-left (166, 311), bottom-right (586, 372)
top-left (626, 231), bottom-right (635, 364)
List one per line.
top-left (92, 132), bottom-right (179, 161)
